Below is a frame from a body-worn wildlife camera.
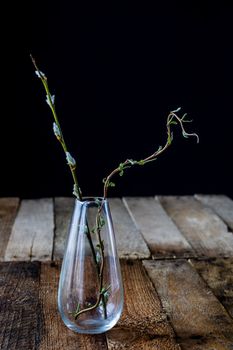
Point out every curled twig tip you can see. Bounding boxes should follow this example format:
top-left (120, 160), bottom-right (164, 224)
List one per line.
top-left (171, 107), bottom-right (182, 113)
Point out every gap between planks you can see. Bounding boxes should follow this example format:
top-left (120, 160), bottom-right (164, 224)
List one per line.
top-left (39, 262), bottom-right (108, 350)
top-left (53, 197), bottom-right (151, 260)
top-left (2, 197), bottom-right (152, 262)
top-left (2, 195), bottom-right (233, 262)
top-left (1, 259), bottom-right (233, 349)
top-left (143, 258), bottom-right (233, 350)
top-left (159, 195), bottom-right (233, 258)
top-left (195, 194), bottom-right (233, 232)
top-left (0, 260), bottom-right (180, 350)
top-left (123, 197), bottom-right (195, 259)
top-left (190, 257), bottom-right (233, 320)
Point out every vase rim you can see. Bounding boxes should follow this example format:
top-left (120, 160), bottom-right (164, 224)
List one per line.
top-left (75, 196), bottom-right (106, 204)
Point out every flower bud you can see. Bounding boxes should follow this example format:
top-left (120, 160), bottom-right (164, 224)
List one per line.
top-left (66, 152), bottom-right (76, 167)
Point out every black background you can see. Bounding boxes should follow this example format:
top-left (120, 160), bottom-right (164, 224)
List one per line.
top-left (1, 1), bottom-right (233, 199)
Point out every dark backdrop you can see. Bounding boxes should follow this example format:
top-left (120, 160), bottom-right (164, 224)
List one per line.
top-left (1, 1), bottom-right (233, 199)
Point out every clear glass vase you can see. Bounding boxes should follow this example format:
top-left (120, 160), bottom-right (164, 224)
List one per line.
top-left (58, 197), bottom-right (124, 334)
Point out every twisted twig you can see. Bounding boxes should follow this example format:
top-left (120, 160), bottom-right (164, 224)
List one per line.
top-left (103, 107), bottom-right (199, 199)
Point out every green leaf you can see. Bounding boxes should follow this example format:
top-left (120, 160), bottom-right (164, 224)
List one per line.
top-left (103, 179), bottom-right (116, 187)
top-left (94, 198), bottom-right (102, 207)
top-left (70, 302), bottom-right (81, 316)
top-left (118, 163), bottom-right (125, 176)
top-left (99, 216), bottom-right (105, 227)
top-left (167, 132), bottom-right (173, 145)
top-left (169, 120), bottom-right (178, 125)
top-left (119, 163), bottom-right (124, 170)
top-left (91, 227), bottom-right (96, 234)
top-left (96, 239), bottom-right (105, 251)
top-left (100, 285), bottom-right (111, 304)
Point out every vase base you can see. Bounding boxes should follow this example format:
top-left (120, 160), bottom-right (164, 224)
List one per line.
top-left (61, 315), bottom-right (122, 334)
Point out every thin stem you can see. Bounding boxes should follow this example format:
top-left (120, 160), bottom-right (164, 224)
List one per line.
top-left (85, 221), bottom-right (107, 318)
top-left (74, 202), bottom-right (107, 319)
top-left (85, 223), bottom-right (99, 269)
top-left (102, 294), bottom-right (107, 319)
top-left (30, 55), bottom-right (82, 200)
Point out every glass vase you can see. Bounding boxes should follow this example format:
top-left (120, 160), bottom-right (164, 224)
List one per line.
top-left (58, 197), bottom-right (124, 334)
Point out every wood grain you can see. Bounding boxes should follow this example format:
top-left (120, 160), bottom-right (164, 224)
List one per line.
top-left (159, 196), bottom-right (233, 257)
top-left (1, 195), bottom-right (233, 349)
top-left (107, 260), bottom-right (180, 350)
top-left (39, 262), bottom-right (108, 350)
top-left (195, 194), bottom-right (233, 231)
top-left (4, 199), bottom-right (54, 262)
top-left (53, 197), bottom-right (75, 260)
top-left (0, 198), bottom-right (19, 261)
top-left (143, 259), bottom-right (233, 349)
top-left (0, 261), bottom-right (43, 350)
top-left (191, 258), bottom-right (233, 319)
top-left (123, 197), bottom-right (193, 259)
top-left (109, 198), bottom-right (150, 259)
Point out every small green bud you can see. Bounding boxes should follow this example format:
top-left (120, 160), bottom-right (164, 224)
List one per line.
top-left (99, 216), bottom-right (105, 228)
top-left (53, 122), bottom-right (61, 140)
top-left (35, 70), bottom-right (46, 78)
top-left (73, 184), bottom-right (80, 198)
top-left (167, 132), bottom-right (173, 145)
top-left (66, 152), bottom-right (76, 167)
top-left (46, 94), bottom-right (55, 109)
top-left (128, 159), bottom-right (136, 165)
top-left (94, 198), bottom-right (102, 207)
top-left (96, 251), bottom-right (101, 264)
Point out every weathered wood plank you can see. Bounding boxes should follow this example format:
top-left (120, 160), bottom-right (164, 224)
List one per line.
top-left (39, 262), bottom-right (108, 350)
top-left (0, 261), bottom-right (43, 350)
top-left (4, 199), bottom-right (54, 262)
top-left (159, 196), bottom-right (233, 257)
top-left (143, 259), bottom-right (233, 349)
top-left (109, 198), bottom-right (150, 259)
top-left (123, 197), bottom-right (194, 259)
top-left (191, 258), bottom-right (233, 319)
top-left (53, 197), bottom-right (75, 260)
top-left (107, 260), bottom-right (180, 350)
top-left (195, 194), bottom-right (233, 231)
top-left (0, 198), bottom-right (19, 261)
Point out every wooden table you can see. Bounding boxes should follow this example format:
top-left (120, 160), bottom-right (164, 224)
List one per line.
top-left (1, 195), bottom-right (233, 349)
